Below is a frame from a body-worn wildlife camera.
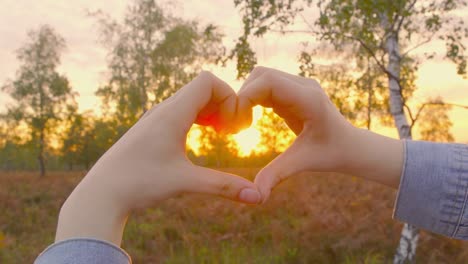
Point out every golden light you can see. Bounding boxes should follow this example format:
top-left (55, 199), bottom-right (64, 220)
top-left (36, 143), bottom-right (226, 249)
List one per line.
top-left (186, 106), bottom-right (265, 157)
top-left (232, 126), bottom-right (261, 157)
top-left (186, 126), bottom-right (202, 155)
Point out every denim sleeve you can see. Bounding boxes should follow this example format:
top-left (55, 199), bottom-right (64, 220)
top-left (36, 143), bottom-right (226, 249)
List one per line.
top-left (34, 238), bottom-right (131, 264)
top-left (394, 140), bottom-right (468, 239)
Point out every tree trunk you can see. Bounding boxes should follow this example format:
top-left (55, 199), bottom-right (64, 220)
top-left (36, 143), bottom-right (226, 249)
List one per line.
top-left (38, 130), bottom-right (46, 177)
top-left (367, 82), bottom-right (372, 130)
top-left (384, 24), bottom-right (419, 264)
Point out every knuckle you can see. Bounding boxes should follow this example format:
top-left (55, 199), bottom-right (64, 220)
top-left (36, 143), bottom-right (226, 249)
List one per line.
top-left (198, 70), bottom-right (214, 81)
top-left (264, 166), bottom-right (289, 186)
top-left (260, 70), bottom-right (275, 84)
top-left (262, 69), bottom-right (273, 79)
top-left (251, 66), bottom-right (268, 76)
top-left (307, 78), bottom-right (320, 88)
top-left (195, 71), bottom-right (215, 89)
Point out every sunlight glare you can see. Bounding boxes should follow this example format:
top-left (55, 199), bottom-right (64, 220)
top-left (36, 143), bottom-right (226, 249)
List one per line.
top-left (233, 127), bottom-right (261, 157)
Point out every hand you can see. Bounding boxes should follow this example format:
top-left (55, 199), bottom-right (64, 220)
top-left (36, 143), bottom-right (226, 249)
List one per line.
top-left (238, 67), bottom-right (404, 203)
top-left (55, 72), bottom-right (261, 246)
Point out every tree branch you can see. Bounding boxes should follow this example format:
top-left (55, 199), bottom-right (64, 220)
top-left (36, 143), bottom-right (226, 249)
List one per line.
top-left (424, 102), bottom-right (468, 109)
top-left (349, 36), bottom-right (400, 83)
top-left (395, 0), bottom-right (417, 33)
top-left (269, 29), bottom-right (315, 34)
top-left (320, 31), bottom-right (405, 95)
top-left (299, 12), bottom-right (315, 32)
top-left (404, 103), bottom-right (416, 125)
top-left (401, 32), bottom-right (437, 57)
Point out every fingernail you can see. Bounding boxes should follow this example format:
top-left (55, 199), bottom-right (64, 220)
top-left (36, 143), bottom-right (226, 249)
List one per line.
top-left (239, 188), bottom-right (261, 204)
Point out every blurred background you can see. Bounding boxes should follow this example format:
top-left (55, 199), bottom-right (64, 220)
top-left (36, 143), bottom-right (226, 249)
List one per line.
top-left (0, 0), bottom-right (467, 263)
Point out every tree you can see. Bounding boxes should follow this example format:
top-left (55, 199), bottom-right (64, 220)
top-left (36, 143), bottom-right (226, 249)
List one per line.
top-left (299, 53), bottom-right (389, 129)
top-left (416, 97), bottom-right (455, 142)
top-left (91, 0), bottom-right (224, 131)
top-left (60, 110), bottom-right (96, 170)
top-left (195, 125), bottom-right (237, 167)
top-left (255, 108), bottom-right (295, 154)
top-left (232, 0), bottom-right (468, 262)
top-left (1, 25), bottom-right (76, 177)
top-left (86, 118), bottom-right (122, 169)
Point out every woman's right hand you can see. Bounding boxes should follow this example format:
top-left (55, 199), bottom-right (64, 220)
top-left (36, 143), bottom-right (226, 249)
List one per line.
top-left (238, 67), bottom-right (405, 202)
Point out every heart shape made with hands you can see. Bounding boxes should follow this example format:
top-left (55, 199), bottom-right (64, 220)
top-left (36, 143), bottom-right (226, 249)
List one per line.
top-left (175, 68), bottom-right (346, 204)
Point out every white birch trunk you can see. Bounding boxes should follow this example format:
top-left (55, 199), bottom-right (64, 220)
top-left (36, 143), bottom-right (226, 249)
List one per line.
top-left (383, 20), bottom-right (420, 264)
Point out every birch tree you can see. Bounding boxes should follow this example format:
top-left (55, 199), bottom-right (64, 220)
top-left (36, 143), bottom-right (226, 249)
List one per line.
top-left (299, 52), bottom-right (389, 129)
top-left (1, 25), bottom-right (76, 177)
top-left (232, 0), bottom-right (468, 263)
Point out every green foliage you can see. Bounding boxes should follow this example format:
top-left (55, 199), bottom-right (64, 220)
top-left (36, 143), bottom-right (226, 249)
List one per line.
top-left (92, 0), bottom-right (224, 131)
top-left (230, 36), bottom-right (257, 79)
top-left (0, 140), bottom-right (37, 170)
top-left (232, 0), bottom-right (466, 136)
top-left (1, 25), bottom-right (77, 176)
top-left (231, 0), bottom-right (305, 79)
top-left (299, 52), bottom-right (388, 128)
top-left (60, 110), bottom-right (109, 170)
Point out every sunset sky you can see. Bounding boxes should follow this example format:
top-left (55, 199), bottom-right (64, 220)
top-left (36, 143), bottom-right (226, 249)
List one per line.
top-left (1, 0), bottom-right (467, 144)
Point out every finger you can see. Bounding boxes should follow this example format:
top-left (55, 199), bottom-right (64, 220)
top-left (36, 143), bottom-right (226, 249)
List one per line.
top-left (253, 137), bottom-right (311, 203)
top-left (151, 71), bottom-right (238, 132)
top-left (238, 72), bottom-right (318, 134)
top-left (183, 166), bottom-right (262, 204)
top-left (272, 106), bottom-right (303, 135)
top-left (240, 66), bottom-right (312, 93)
top-left (239, 71), bottom-right (310, 109)
top-left (191, 74), bottom-right (237, 131)
top-left (237, 66), bottom-right (307, 131)
top-left (238, 66), bottom-right (268, 93)
top-left (139, 85), bottom-right (187, 122)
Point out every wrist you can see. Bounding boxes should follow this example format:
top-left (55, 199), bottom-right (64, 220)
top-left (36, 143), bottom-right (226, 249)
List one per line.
top-left (332, 123), bottom-right (361, 173)
top-left (339, 127), bottom-right (404, 188)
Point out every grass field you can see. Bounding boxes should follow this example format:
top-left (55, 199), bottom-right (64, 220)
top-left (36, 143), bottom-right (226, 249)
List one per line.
top-left (0, 170), bottom-right (467, 263)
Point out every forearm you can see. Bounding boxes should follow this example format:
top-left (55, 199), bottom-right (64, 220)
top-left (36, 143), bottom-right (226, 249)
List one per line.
top-left (340, 127), bottom-right (468, 239)
top-left (340, 127), bottom-right (404, 188)
top-left (55, 175), bottom-right (128, 246)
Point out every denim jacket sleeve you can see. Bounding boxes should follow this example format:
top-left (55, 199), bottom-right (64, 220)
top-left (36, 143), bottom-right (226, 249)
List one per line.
top-left (34, 238), bottom-right (131, 264)
top-left (394, 140), bottom-right (468, 239)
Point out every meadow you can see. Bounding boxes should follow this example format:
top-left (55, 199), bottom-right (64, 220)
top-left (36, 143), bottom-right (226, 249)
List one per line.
top-left (0, 170), bottom-right (467, 264)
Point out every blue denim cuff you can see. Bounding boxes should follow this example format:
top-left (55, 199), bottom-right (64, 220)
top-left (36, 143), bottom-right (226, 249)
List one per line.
top-left (34, 238), bottom-right (131, 264)
top-left (393, 140), bottom-right (468, 239)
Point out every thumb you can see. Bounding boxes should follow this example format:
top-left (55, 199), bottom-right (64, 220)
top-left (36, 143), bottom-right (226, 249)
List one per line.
top-left (254, 138), bottom-right (311, 203)
top-left (184, 166), bottom-right (262, 204)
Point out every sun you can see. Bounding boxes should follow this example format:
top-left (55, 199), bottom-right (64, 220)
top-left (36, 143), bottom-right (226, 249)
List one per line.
top-left (232, 127), bottom-right (261, 157)
top-left (186, 106), bottom-right (264, 157)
